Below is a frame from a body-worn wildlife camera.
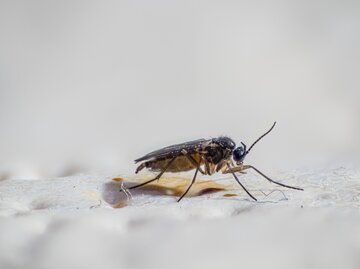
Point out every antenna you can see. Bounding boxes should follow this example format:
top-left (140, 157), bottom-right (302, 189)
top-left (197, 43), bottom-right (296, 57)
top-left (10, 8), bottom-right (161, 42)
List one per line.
top-left (246, 122), bottom-right (276, 154)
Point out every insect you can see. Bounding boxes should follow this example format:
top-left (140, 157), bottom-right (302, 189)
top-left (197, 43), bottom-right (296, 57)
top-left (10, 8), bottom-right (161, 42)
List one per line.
top-left (129, 122), bottom-right (303, 202)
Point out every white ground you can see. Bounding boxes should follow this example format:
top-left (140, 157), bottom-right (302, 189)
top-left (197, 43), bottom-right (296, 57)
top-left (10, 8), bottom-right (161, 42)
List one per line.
top-left (0, 166), bottom-right (360, 269)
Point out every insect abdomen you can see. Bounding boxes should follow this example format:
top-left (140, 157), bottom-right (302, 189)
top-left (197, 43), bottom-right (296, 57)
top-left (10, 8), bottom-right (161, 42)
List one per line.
top-left (139, 154), bottom-right (201, 173)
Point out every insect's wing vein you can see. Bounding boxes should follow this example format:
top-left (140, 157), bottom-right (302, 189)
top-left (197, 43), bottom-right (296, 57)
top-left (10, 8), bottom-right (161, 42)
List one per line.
top-left (134, 138), bottom-right (209, 163)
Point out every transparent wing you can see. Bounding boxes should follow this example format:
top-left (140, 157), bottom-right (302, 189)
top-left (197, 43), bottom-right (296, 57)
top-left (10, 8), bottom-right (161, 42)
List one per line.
top-left (134, 138), bottom-right (209, 163)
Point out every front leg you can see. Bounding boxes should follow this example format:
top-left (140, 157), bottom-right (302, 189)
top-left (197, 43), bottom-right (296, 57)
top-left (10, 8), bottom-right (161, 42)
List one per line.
top-left (225, 162), bottom-right (257, 201)
top-left (239, 165), bottom-right (304, 191)
top-left (222, 164), bottom-right (247, 174)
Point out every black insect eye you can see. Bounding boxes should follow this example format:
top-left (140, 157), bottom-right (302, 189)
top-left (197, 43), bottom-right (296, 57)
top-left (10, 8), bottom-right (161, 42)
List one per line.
top-left (233, 146), bottom-right (245, 162)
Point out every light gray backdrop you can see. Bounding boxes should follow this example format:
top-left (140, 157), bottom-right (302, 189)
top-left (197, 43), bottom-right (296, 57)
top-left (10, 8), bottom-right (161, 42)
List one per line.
top-left (1, 0), bottom-right (359, 178)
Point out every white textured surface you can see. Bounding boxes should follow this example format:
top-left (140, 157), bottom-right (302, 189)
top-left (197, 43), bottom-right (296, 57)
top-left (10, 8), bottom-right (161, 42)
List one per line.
top-left (0, 166), bottom-right (360, 269)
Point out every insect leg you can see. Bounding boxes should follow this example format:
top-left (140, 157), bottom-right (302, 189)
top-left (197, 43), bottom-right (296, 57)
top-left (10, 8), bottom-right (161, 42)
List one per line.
top-left (181, 150), bottom-right (205, 174)
top-left (127, 156), bottom-right (177, 190)
top-left (222, 165), bottom-right (247, 174)
top-left (226, 163), bottom-right (257, 201)
top-left (201, 156), bottom-right (211, 175)
top-left (242, 165), bottom-right (304, 191)
top-left (177, 165), bottom-right (200, 202)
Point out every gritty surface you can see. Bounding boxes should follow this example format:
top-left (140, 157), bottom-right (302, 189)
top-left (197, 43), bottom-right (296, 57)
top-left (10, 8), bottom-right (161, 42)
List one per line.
top-left (0, 166), bottom-right (360, 269)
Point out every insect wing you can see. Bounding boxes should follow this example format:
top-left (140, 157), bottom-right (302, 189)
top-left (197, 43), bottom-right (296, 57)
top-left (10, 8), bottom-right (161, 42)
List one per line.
top-left (135, 138), bottom-right (209, 163)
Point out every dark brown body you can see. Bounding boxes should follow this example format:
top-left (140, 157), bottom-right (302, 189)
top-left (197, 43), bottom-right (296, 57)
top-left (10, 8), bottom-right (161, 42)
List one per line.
top-left (135, 137), bottom-right (235, 176)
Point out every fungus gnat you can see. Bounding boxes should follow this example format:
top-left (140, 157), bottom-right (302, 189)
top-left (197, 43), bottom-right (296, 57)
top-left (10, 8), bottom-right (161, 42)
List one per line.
top-left (129, 122), bottom-right (303, 202)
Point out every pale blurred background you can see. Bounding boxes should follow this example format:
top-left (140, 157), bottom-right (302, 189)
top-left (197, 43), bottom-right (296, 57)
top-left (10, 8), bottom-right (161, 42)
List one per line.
top-left (0, 0), bottom-right (359, 179)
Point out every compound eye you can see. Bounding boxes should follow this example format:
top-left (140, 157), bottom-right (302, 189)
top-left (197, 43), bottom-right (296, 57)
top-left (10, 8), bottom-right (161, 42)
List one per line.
top-left (233, 146), bottom-right (245, 162)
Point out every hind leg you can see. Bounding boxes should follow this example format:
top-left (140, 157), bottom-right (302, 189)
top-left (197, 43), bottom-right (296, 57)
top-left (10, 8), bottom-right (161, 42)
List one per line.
top-left (129, 156), bottom-right (177, 190)
top-left (177, 165), bottom-right (200, 202)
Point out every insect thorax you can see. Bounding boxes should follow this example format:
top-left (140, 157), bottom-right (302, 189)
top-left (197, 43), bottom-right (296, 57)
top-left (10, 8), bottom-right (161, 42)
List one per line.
top-left (203, 142), bottom-right (233, 165)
